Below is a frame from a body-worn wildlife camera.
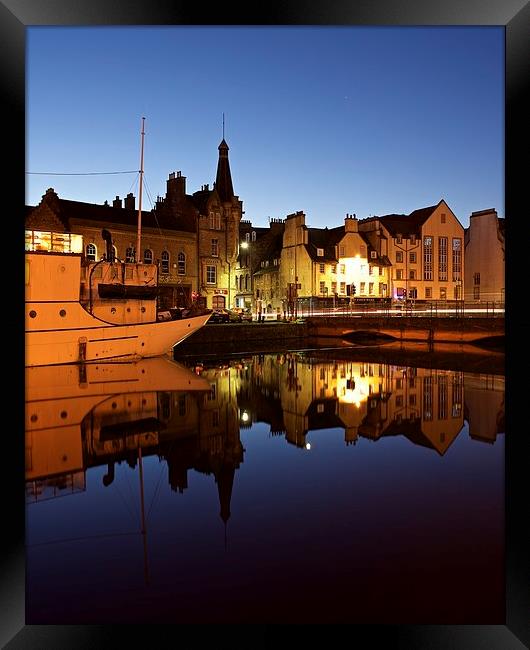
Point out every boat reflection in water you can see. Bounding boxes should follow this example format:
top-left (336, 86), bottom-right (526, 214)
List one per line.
top-left (26, 352), bottom-right (504, 624)
top-left (25, 357), bottom-right (213, 502)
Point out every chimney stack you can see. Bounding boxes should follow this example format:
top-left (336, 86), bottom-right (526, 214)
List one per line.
top-left (124, 193), bottom-right (135, 210)
top-left (113, 195), bottom-right (122, 208)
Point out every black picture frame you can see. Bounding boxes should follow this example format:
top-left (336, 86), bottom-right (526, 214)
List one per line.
top-left (5, 1), bottom-right (528, 647)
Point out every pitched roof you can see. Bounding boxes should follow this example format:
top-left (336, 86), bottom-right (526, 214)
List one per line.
top-left (362, 203), bottom-right (440, 237)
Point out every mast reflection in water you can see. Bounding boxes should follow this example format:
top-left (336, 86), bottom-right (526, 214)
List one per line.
top-left (26, 353), bottom-right (504, 623)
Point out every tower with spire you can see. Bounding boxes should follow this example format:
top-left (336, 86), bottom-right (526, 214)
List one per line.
top-left (192, 134), bottom-right (243, 310)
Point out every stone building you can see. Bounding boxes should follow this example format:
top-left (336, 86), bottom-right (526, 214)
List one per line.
top-left (464, 208), bottom-right (505, 303)
top-left (25, 139), bottom-right (243, 311)
top-left (358, 199), bottom-right (465, 302)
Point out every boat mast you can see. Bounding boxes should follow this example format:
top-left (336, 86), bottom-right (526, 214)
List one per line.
top-left (136, 116), bottom-right (146, 263)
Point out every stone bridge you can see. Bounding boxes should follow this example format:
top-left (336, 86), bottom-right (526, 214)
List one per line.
top-left (306, 316), bottom-right (505, 345)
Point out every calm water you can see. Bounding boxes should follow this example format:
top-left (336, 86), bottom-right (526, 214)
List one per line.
top-left (25, 349), bottom-right (504, 623)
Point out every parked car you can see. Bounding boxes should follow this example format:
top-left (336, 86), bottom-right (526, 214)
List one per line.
top-left (233, 308), bottom-right (253, 322)
top-left (209, 309), bottom-right (242, 323)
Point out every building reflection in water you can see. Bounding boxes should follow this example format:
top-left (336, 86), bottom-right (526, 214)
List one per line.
top-left (26, 353), bottom-right (504, 514)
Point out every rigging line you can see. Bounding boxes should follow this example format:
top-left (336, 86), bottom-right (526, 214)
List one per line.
top-left (145, 457), bottom-right (166, 523)
top-left (111, 479), bottom-right (140, 526)
top-left (26, 170), bottom-right (139, 176)
top-left (127, 172), bottom-right (140, 196)
top-left (27, 530), bottom-right (139, 548)
top-left (143, 176), bottom-right (164, 237)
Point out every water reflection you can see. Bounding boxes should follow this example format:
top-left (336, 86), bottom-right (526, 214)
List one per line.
top-left (26, 352), bottom-right (505, 623)
top-left (26, 353), bottom-right (504, 504)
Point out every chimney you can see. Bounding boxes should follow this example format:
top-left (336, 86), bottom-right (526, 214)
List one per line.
top-left (124, 193), bottom-right (135, 210)
top-left (344, 213), bottom-right (358, 232)
top-left (167, 171), bottom-right (186, 197)
top-left (113, 195), bottom-right (122, 208)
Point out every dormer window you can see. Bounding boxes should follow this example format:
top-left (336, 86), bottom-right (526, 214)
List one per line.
top-left (317, 248), bottom-right (324, 256)
top-left (370, 251), bottom-right (377, 259)
top-left (410, 234), bottom-right (416, 245)
top-left (396, 234), bottom-right (402, 244)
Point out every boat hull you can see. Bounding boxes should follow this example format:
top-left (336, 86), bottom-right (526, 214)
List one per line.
top-left (26, 310), bottom-right (211, 367)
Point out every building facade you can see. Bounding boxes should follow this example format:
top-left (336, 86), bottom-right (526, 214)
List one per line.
top-left (464, 208), bottom-right (505, 303)
top-left (359, 199), bottom-right (465, 301)
top-left (26, 139), bottom-right (243, 311)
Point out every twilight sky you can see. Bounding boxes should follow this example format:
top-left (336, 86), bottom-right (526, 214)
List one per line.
top-left (26, 26), bottom-right (504, 228)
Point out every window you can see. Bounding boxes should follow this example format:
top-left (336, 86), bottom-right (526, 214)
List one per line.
top-left (161, 250), bottom-right (170, 274)
top-left (438, 237), bottom-right (448, 281)
top-left (369, 266), bottom-right (373, 275)
top-left (86, 243), bottom-right (97, 262)
top-left (396, 251), bottom-right (403, 263)
top-left (210, 213), bottom-right (221, 230)
top-left (317, 248), bottom-right (324, 256)
top-left (370, 251), bottom-right (377, 259)
top-left (396, 234), bottom-right (402, 244)
top-left (423, 376), bottom-right (433, 421)
top-left (251, 231), bottom-right (256, 241)
top-left (340, 264), bottom-right (346, 275)
top-left (331, 281), bottom-right (337, 294)
top-left (360, 245), bottom-right (366, 256)
top-left (396, 269), bottom-right (403, 280)
top-left (331, 264), bottom-right (337, 273)
top-left (379, 267), bottom-right (383, 275)
top-left (319, 263), bottom-right (325, 274)
top-left (360, 281), bottom-right (366, 294)
top-left (409, 287), bottom-right (417, 298)
top-left (340, 282), bottom-right (346, 294)
top-left (473, 286), bottom-right (480, 299)
top-left (410, 252), bottom-right (416, 263)
top-left (423, 236), bottom-right (433, 280)
top-left (143, 249), bottom-right (153, 265)
top-left (440, 287), bottom-right (447, 300)
top-left (473, 272), bottom-right (480, 285)
top-left (125, 247), bottom-right (136, 263)
top-left (410, 234), bottom-right (416, 245)
top-left (339, 245), bottom-right (345, 257)
top-left (410, 270), bottom-right (416, 280)
top-left (206, 265), bottom-right (216, 284)
top-left (319, 281), bottom-right (326, 294)
top-left (425, 287), bottom-right (432, 299)
top-left (178, 252), bottom-right (186, 275)
top-left (245, 232), bottom-right (250, 242)
top-left (369, 282), bottom-right (374, 294)
top-left (211, 239), bottom-right (219, 256)
top-left (441, 213), bottom-right (446, 224)
top-left (438, 375), bottom-right (448, 419)
top-left (452, 238), bottom-right (462, 281)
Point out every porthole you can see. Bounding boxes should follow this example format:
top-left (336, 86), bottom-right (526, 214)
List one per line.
top-left (60, 411), bottom-right (67, 419)
top-left (126, 307), bottom-right (131, 313)
top-left (111, 402), bottom-right (117, 409)
top-left (141, 307), bottom-right (146, 313)
top-left (111, 307), bottom-right (116, 314)
top-left (30, 414), bottom-right (38, 423)
top-left (59, 309), bottom-right (66, 318)
top-left (29, 310), bottom-right (37, 318)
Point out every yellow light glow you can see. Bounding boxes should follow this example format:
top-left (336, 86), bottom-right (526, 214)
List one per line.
top-left (305, 443), bottom-right (311, 450)
top-left (241, 411), bottom-right (249, 422)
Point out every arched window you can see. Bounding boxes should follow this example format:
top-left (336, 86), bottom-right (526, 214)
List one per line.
top-left (86, 243), bottom-right (97, 262)
top-left (239, 276), bottom-right (243, 291)
top-left (245, 274), bottom-right (249, 290)
top-left (251, 231), bottom-right (256, 242)
top-left (144, 249), bottom-right (153, 265)
top-left (177, 252), bottom-right (186, 275)
top-left (161, 250), bottom-right (170, 274)
top-left (125, 247), bottom-right (135, 263)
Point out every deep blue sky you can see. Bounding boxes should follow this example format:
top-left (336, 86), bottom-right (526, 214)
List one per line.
top-left (26, 26), bottom-right (504, 228)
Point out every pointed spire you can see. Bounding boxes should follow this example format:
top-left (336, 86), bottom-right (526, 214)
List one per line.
top-left (215, 138), bottom-right (234, 202)
top-left (216, 464), bottom-right (235, 524)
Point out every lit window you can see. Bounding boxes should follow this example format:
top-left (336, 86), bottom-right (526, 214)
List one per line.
top-left (125, 247), bottom-right (136, 263)
top-left (319, 263), bottom-right (325, 274)
top-left (206, 265), bottom-right (216, 284)
top-left (396, 251), bottom-right (403, 263)
top-left (86, 243), bottom-right (97, 262)
top-left (317, 248), bottom-right (324, 256)
top-left (161, 250), bottom-right (170, 274)
top-left (178, 252), bottom-right (186, 275)
top-left (211, 239), bottom-right (219, 256)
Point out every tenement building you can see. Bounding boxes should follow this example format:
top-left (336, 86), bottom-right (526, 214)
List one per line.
top-left (25, 139), bottom-right (243, 311)
top-left (358, 199), bottom-right (465, 301)
top-left (464, 208), bottom-right (504, 303)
